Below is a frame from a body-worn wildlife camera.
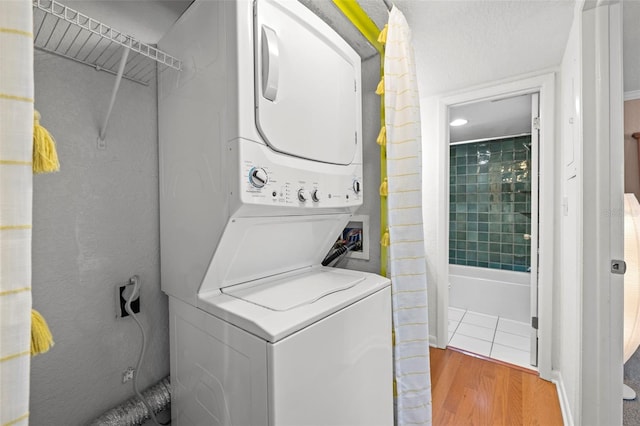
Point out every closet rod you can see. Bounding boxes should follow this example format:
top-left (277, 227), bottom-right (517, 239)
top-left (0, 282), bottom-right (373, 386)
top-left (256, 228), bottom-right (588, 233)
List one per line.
top-left (33, 0), bottom-right (184, 144)
top-left (98, 47), bottom-right (129, 145)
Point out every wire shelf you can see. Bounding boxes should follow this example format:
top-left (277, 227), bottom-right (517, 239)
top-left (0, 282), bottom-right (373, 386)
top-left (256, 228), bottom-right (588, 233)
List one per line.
top-left (32, 0), bottom-right (182, 86)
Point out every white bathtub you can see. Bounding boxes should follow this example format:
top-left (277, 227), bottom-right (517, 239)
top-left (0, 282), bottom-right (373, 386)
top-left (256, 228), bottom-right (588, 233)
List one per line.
top-left (449, 265), bottom-right (531, 323)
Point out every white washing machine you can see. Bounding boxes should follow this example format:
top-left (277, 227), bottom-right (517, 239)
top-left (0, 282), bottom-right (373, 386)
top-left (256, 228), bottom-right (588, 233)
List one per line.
top-left (158, 0), bottom-right (393, 424)
top-left (171, 267), bottom-right (392, 425)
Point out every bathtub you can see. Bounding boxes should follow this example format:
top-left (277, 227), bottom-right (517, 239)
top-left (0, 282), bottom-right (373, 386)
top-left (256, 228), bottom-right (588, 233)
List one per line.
top-left (449, 265), bottom-right (531, 323)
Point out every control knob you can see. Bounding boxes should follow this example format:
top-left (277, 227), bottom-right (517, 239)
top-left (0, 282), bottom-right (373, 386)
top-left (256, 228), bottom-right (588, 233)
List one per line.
top-left (311, 189), bottom-right (320, 202)
top-left (249, 167), bottom-right (268, 188)
top-left (297, 189), bottom-right (307, 202)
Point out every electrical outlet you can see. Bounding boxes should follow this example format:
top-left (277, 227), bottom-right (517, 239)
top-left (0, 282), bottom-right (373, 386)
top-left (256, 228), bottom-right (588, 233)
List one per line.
top-left (122, 367), bottom-right (135, 383)
top-left (116, 282), bottom-right (140, 318)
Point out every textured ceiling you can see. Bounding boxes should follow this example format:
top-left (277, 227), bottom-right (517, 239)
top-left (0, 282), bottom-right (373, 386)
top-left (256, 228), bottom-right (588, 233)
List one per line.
top-left (49, 1), bottom-right (639, 95)
top-left (393, 0), bottom-right (575, 97)
top-left (299, 0), bottom-right (576, 96)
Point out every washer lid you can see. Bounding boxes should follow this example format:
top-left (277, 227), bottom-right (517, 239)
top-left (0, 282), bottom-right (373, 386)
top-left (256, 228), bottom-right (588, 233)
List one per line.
top-left (222, 268), bottom-right (364, 311)
top-left (198, 267), bottom-right (391, 342)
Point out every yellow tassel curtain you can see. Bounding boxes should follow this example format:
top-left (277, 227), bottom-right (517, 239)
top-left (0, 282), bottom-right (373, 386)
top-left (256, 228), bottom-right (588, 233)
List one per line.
top-left (331, 2), bottom-right (430, 424)
top-left (31, 309), bottom-right (54, 355)
top-left (377, 126), bottom-right (387, 147)
top-left (380, 177), bottom-right (388, 196)
top-left (382, 8), bottom-right (432, 425)
top-left (375, 78), bottom-right (385, 95)
top-left (1, 1), bottom-right (35, 425)
top-left (378, 24), bottom-right (388, 44)
top-left (30, 110), bottom-right (58, 356)
top-left (33, 110), bottom-right (60, 174)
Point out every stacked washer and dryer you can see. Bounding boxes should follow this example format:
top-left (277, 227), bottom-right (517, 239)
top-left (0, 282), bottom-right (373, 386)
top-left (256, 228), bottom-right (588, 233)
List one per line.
top-left (158, 0), bottom-right (393, 424)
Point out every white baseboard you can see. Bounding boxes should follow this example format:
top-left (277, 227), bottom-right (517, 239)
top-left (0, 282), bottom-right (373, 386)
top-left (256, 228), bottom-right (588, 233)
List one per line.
top-left (625, 90), bottom-right (640, 101)
top-left (429, 334), bottom-right (438, 347)
top-left (551, 370), bottom-right (574, 426)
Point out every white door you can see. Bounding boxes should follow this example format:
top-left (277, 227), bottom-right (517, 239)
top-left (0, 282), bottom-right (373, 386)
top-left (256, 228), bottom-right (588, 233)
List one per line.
top-left (254, 0), bottom-right (361, 165)
top-left (529, 92), bottom-right (539, 367)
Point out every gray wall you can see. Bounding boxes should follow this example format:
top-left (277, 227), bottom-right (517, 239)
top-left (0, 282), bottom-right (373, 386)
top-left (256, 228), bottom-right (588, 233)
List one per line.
top-left (31, 51), bottom-right (168, 425)
top-left (339, 55), bottom-right (382, 274)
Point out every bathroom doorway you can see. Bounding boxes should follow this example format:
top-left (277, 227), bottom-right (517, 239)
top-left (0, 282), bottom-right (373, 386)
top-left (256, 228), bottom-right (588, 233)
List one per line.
top-left (446, 93), bottom-right (539, 370)
top-left (433, 73), bottom-right (555, 379)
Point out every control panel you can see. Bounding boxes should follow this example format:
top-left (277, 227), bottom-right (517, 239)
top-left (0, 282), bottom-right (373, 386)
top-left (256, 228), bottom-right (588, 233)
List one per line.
top-left (234, 139), bottom-right (362, 210)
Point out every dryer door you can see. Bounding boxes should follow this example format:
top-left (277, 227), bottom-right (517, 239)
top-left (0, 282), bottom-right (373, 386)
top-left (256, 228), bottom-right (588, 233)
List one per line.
top-left (254, 0), bottom-right (361, 165)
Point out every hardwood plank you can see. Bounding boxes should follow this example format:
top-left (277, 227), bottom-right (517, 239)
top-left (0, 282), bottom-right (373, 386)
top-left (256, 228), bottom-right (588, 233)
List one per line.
top-left (522, 372), bottom-right (563, 425)
top-left (488, 361), bottom-right (510, 425)
top-left (442, 352), bottom-right (481, 422)
top-left (429, 347), bottom-right (563, 426)
top-left (431, 349), bottom-right (464, 419)
top-left (506, 364), bottom-right (524, 424)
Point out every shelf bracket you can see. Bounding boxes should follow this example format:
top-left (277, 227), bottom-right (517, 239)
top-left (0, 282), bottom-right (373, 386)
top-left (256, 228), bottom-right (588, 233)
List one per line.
top-left (97, 46), bottom-right (130, 148)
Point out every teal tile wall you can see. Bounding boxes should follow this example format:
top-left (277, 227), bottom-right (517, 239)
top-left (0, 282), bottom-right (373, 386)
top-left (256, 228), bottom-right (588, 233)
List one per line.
top-left (449, 136), bottom-right (532, 272)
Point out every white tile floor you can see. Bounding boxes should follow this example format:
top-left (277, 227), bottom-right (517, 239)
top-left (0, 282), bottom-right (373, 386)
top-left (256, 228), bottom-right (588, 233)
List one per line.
top-left (448, 307), bottom-right (536, 371)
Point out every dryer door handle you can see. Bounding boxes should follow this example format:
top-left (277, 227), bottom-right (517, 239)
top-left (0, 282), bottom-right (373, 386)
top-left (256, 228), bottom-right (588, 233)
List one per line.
top-left (261, 26), bottom-right (280, 102)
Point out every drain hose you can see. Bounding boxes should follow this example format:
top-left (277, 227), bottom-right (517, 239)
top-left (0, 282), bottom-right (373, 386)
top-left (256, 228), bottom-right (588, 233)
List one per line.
top-left (88, 376), bottom-right (171, 426)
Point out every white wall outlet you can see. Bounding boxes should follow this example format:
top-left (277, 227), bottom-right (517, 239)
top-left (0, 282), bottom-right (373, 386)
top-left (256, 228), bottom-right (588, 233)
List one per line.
top-left (116, 282), bottom-right (140, 318)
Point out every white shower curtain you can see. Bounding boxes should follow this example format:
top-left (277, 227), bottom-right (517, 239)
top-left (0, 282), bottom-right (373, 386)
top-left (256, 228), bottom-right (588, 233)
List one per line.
top-left (383, 7), bottom-right (432, 426)
top-left (0, 1), bottom-right (34, 425)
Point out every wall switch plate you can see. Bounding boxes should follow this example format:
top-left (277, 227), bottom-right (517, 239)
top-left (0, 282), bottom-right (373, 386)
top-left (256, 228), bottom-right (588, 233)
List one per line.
top-left (116, 282), bottom-right (140, 318)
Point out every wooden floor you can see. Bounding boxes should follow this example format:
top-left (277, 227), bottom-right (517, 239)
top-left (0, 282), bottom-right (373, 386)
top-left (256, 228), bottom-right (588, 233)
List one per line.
top-left (430, 347), bottom-right (563, 425)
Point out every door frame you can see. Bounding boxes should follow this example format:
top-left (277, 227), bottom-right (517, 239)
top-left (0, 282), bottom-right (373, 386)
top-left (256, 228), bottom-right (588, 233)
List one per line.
top-left (579, 1), bottom-right (623, 423)
top-left (530, 92), bottom-right (540, 367)
top-left (434, 72), bottom-right (555, 380)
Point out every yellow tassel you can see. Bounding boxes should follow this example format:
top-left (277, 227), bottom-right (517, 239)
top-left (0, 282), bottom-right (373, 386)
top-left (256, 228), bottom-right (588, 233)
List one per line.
top-left (376, 126), bottom-right (387, 147)
top-left (380, 178), bottom-right (388, 196)
top-left (375, 78), bottom-right (385, 95)
top-left (381, 229), bottom-right (390, 247)
top-left (31, 309), bottom-right (54, 355)
top-left (377, 24), bottom-right (388, 44)
top-left (33, 110), bottom-right (60, 174)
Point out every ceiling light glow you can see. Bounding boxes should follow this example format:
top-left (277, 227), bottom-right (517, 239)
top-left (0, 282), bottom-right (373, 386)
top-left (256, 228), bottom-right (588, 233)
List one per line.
top-left (450, 118), bottom-right (468, 127)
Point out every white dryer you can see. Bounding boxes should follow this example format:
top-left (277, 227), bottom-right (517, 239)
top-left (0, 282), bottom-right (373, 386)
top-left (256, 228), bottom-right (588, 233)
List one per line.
top-left (158, 0), bottom-right (393, 424)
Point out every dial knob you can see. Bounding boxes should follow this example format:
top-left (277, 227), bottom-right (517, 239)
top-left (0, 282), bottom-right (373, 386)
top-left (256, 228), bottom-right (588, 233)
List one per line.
top-left (297, 189), bottom-right (307, 202)
top-left (249, 167), bottom-right (268, 188)
top-left (353, 179), bottom-right (362, 194)
top-left (311, 189), bottom-right (320, 202)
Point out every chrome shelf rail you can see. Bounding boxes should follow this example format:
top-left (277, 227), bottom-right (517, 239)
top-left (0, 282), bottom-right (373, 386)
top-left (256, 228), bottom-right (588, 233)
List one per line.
top-left (32, 0), bottom-right (181, 86)
top-left (32, 0), bottom-right (183, 143)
